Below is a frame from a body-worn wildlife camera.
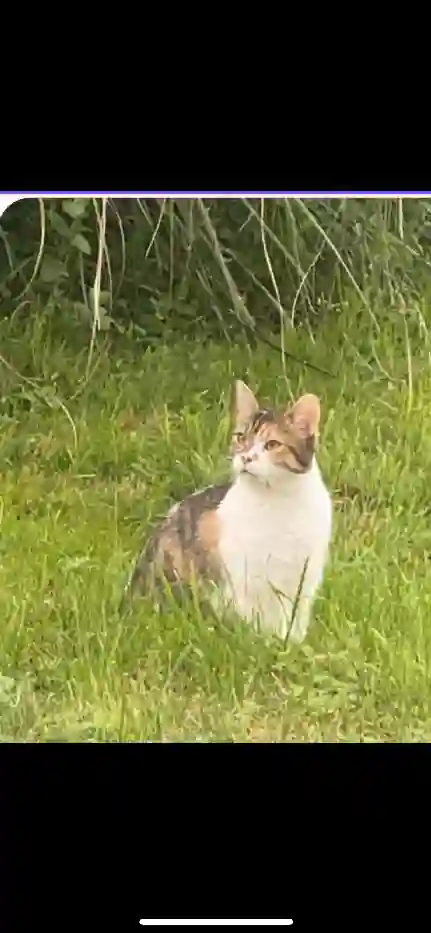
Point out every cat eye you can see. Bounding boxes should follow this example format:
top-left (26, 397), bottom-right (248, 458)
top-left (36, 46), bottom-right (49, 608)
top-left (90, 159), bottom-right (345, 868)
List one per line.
top-left (233, 432), bottom-right (245, 442)
top-left (265, 439), bottom-right (282, 450)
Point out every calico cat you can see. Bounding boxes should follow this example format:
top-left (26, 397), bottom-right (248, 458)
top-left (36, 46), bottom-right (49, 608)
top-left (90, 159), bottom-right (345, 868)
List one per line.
top-left (125, 380), bottom-right (332, 643)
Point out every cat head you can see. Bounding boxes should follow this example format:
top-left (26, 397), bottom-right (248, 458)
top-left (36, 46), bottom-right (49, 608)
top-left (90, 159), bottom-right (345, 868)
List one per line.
top-left (231, 380), bottom-right (321, 483)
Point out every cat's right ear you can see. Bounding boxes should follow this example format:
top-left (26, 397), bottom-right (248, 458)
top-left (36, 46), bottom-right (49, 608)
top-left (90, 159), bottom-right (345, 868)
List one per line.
top-left (234, 380), bottom-right (259, 431)
top-left (285, 394), bottom-right (321, 438)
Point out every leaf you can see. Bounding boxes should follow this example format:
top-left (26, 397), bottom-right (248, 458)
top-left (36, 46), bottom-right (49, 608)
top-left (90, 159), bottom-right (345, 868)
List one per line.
top-left (62, 198), bottom-right (89, 219)
top-left (74, 301), bottom-right (92, 322)
top-left (71, 233), bottom-right (91, 255)
top-left (74, 301), bottom-right (112, 330)
top-left (98, 310), bottom-right (114, 331)
top-left (88, 286), bottom-right (111, 309)
top-left (69, 219), bottom-right (90, 239)
top-left (39, 257), bottom-right (68, 283)
top-left (49, 210), bottom-right (71, 239)
top-left (37, 385), bottom-right (60, 407)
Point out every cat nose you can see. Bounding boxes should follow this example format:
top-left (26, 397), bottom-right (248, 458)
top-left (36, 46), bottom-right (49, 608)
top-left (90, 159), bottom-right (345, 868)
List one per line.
top-left (242, 452), bottom-right (256, 464)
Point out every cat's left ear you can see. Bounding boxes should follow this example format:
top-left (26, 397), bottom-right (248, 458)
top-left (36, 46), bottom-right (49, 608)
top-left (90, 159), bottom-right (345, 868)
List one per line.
top-left (234, 380), bottom-right (259, 430)
top-left (285, 394), bottom-right (321, 438)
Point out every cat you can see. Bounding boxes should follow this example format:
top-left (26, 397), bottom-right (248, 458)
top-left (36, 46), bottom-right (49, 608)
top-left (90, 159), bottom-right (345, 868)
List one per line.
top-left (125, 380), bottom-right (332, 643)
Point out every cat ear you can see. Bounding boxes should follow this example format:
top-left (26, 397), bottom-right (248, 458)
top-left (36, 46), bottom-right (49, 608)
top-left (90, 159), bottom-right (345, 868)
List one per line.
top-left (234, 380), bottom-right (259, 429)
top-left (285, 394), bottom-right (321, 437)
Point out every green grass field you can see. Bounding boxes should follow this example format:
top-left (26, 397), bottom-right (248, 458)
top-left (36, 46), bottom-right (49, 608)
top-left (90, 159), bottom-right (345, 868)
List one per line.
top-left (1, 300), bottom-right (431, 742)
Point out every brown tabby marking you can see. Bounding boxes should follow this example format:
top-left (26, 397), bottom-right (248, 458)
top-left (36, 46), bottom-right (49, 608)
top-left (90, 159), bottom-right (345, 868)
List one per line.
top-left (127, 484), bottom-right (230, 597)
top-left (232, 408), bottom-right (315, 474)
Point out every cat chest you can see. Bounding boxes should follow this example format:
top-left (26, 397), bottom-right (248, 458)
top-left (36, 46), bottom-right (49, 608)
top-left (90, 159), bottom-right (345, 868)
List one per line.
top-left (216, 501), bottom-right (321, 584)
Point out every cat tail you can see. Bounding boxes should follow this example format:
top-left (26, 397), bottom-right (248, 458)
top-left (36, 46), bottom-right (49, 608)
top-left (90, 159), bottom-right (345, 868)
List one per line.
top-left (118, 535), bottom-right (158, 613)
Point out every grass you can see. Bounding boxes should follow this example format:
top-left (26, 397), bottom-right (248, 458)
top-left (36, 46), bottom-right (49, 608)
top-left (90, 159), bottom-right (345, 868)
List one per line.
top-left (1, 297), bottom-right (431, 742)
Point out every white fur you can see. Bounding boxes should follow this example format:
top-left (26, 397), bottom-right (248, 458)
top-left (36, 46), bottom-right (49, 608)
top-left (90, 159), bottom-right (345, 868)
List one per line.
top-left (215, 447), bottom-right (332, 642)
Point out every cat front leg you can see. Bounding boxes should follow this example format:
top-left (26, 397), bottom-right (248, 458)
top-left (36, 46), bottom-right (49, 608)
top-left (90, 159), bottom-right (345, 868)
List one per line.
top-left (286, 597), bottom-right (313, 644)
